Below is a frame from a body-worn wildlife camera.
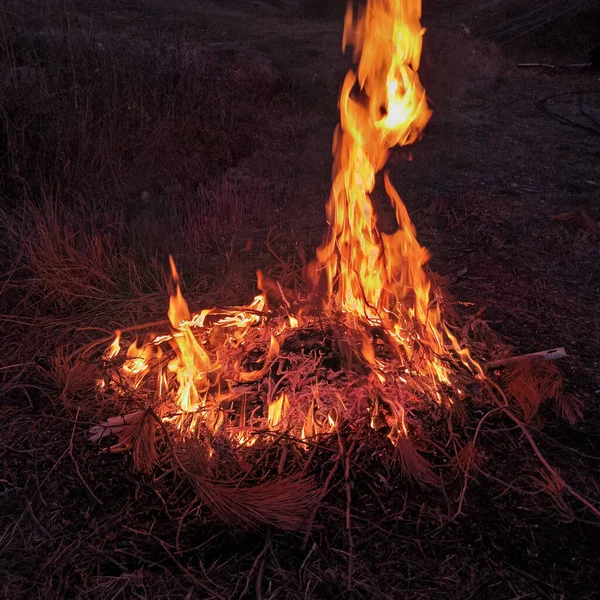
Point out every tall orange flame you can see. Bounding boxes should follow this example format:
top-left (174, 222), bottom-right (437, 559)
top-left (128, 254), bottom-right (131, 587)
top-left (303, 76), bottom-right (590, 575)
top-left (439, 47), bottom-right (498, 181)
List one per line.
top-left (312, 0), bottom-right (454, 382)
top-left (167, 257), bottom-right (213, 415)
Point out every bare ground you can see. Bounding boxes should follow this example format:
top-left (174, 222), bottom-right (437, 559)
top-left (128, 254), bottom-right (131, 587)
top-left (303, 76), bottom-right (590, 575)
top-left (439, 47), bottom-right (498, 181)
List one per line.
top-left (1, 1), bottom-right (599, 598)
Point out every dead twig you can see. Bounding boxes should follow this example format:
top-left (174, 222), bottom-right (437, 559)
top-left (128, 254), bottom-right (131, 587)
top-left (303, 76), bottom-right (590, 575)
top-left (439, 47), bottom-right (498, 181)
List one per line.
top-left (302, 453), bottom-right (343, 549)
top-left (24, 498), bottom-right (52, 540)
top-left (70, 409), bottom-right (103, 505)
top-left (255, 526), bottom-right (273, 600)
top-left (453, 405), bottom-right (507, 519)
top-left (486, 379), bottom-right (600, 520)
top-left (342, 429), bottom-right (354, 592)
top-left (485, 347), bottom-right (567, 369)
top-left (517, 63), bottom-right (594, 70)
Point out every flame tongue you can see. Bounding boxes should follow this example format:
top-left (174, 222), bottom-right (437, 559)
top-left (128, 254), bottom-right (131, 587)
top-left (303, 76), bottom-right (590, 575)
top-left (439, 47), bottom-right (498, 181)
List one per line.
top-left (168, 256), bottom-right (191, 328)
top-left (316, 0), bottom-right (432, 319)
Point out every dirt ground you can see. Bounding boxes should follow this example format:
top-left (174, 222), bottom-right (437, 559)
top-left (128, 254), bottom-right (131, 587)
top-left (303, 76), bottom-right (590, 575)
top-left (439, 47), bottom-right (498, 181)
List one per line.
top-left (1, 1), bottom-right (599, 598)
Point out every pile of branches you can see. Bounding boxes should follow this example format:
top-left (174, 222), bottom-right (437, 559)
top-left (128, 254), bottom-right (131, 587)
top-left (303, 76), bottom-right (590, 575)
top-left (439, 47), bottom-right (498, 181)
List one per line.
top-left (66, 300), bottom-right (599, 537)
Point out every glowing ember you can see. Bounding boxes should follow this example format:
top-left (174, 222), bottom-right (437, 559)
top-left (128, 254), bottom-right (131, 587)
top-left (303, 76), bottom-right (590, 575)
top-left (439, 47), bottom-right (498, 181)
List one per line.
top-left (97, 0), bottom-right (481, 453)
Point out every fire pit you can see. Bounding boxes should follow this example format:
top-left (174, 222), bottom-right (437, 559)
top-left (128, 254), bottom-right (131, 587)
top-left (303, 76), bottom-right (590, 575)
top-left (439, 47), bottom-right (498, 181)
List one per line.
top-left (84, 0), bottom-right (599, 530)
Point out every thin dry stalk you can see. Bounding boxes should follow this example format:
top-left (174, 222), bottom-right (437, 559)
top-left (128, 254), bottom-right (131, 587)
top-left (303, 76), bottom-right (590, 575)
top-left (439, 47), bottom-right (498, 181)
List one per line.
top-left (487, 379), bottom-right (600, 520)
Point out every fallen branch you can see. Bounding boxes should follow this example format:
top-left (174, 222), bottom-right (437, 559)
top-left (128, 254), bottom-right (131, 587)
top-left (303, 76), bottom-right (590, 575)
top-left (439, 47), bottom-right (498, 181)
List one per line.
top-left (89, 410), bottom-right (145, 443)
top-left (485, 347), bottom-right (567, 369)
top-left (518, 62), bottom-right (592, 70)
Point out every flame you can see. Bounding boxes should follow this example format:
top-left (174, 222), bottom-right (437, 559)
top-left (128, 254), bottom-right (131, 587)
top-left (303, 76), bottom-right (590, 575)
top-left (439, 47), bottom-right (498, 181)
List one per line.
top-left (122, 340), bottom-right (158, 388)
top-left (301, 399), bottom-right (317, 442)
top-left (312, 0), bottom-right (455, 382)
top-left (167, 257), bottom-right (213, 415)
top-left (103, 330), bottom-right (121, 360)
top-left (387, 402), bottom-right (409, 445)
top-left (167, 256), bottom-right (190, 328)
top-left (267, 392), bottom-right (290, 430)
top-left (324, 408), bottom-right (338, 434)
top-left (98, 0), bottom-right (482, 453)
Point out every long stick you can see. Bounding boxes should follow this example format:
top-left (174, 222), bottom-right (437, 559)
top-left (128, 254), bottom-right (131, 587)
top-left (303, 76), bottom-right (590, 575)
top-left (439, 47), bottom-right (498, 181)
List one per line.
top-left (486, 347), bottom-right (567, 369)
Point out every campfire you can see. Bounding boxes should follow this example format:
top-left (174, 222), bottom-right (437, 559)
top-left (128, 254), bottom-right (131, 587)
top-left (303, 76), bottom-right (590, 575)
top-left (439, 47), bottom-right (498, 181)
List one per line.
top-left (87, 0), bottom-right (598, 528)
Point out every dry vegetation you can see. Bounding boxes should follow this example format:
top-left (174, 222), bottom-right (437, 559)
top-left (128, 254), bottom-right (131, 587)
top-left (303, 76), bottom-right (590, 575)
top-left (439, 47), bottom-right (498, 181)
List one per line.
top-left (1, 0), bottom-right (600, 598)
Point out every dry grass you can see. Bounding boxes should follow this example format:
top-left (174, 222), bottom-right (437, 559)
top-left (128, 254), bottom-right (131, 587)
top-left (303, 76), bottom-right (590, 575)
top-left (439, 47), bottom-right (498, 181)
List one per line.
top-left (0, 0), bottom-right (307, 365)
top-left (1, 7), bottom-right (279, 199)
top-left (505, 358), bottom-right (569, 422)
